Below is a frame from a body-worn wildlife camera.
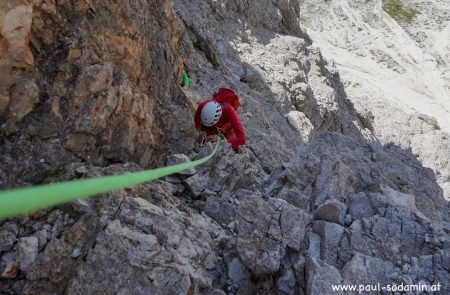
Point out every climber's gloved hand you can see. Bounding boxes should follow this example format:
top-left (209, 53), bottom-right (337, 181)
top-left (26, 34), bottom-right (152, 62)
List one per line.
top-left (233, 146), bottom-right (241, 154)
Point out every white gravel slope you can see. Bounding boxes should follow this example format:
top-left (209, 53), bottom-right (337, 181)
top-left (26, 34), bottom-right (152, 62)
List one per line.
top-left (300, 0), bottom-right (450, 199)
top-left (301, 0), bottom-right (450, 132)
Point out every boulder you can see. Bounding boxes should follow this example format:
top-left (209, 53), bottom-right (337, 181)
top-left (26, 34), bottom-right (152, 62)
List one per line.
top-left (236, 196), bottom-right (311, 275)
top-left (314, 199), bottom-right (347, 225)
top-left (369, 185), bottom-right (418, 213)
top-left (184, 173), bottom-right (208, 197)
top-left (236, 196), bottom-right (281, 275)
top-left (313, 221), bottom-right (345, 266)
top-left (278, 200), bottom-right (312, 250)
top-left (305, 257), bottom-right (343, 295)
top-left (18, 237), bottom-right (39, 273)
top-left (165, 154), bottom-right (196, 176)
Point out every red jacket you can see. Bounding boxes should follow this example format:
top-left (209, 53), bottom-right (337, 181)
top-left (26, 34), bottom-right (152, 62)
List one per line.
top-left (194, 99), bottom-right (246, 149)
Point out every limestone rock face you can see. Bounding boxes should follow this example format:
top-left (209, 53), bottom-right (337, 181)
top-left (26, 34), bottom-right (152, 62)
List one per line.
top-left (219, 0), bottom-right (304, 37)
top-left (0, 0), bottom-right (195, 188)
top-left (300, 0), bottom-right (450, 200)
top-left (0, 1), bottom-right (35, 123)
top-left (264, 133), bottom-right (450, 293)
top-left (236, 196), bottom-right (311, 275)
top-left (15, 179), bottom-right (229, 295)
top-left (0, 0), bottom-right (449, 294)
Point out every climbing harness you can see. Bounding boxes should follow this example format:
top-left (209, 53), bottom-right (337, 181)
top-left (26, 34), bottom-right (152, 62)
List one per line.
top-left (0, 138), bottom-right (221, 219)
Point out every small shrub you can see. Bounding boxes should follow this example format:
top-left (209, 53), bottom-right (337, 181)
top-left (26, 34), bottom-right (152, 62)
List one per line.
top-left (382, 0), bottom-right (418, 23)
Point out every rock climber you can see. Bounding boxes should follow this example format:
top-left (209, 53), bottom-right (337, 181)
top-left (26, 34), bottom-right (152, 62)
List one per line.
top-left (181, 60), bottom-right (190, 87)
top-left (194, 88), bottom-right (246, 154)
top-left (178, 60), bottom-right (190, 88)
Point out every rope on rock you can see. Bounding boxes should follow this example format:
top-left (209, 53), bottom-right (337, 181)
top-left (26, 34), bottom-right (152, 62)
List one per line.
top-left (0, 138), bottom-right (221, 220)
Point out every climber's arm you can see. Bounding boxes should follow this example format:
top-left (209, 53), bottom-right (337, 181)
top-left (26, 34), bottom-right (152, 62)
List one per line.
top-left (225, 105), bottom-right (246, 148)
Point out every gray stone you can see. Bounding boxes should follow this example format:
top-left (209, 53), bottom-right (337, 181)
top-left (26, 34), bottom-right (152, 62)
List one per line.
top-left (34, 229), bottom-right (48, 251)
top-left (18, 237), bottom-right (39, 273)
top-left (236, 196), bottom-right (282, 275)
top-left (12, 280), bottom-right (26, 295)
top-left (236, 235), bottom-right (281, 276)
top-left (227, 258), bottom-right (250, 285)
top-left (313, 221), bottom-right (345, 266)
top-left (47, 209), bottom-right (63, 224)
top-left (278, 200), bottom-right (312, 250)
top-left (342, 253), bottom-right (395, 286)
top-left (165, 154), bottom-right (196, 176)
top-left (285, 111), bottom-right (314, 143)
top-left (236, 279), bottom-right (258, 295)
top-left (164, 175), bottom-right (182, 184)
top-left (1, 251), bottom-right (16, 265)
top-left (184, 173), bottom-right (208, 197)
top-left (236, 196), bottom-right (311, 275)
top-left (201, 189), bottom-right (217, 198)
top-left (306, 257), bottom-right (343, 295)
top-left (71, 248), bottom-right (81, 258)
top-left (75, 165), bottom-right (87, 176)
top-left (276, 268), bottom-right (297, 295)
top-left (0, 230), bottom-right (16, 252)
top-left (204, 196), bottom-right (236, 226)
top-left (1, 222), bottom-right (19, 236)
top-left (348, 193), bottom-right (375, 220)
top-left (369, 186), bottom-right (418, 213)
top-left (347, 208), bottom-right (438, 261)
top-left (314, 199), bottom-right (347, 225)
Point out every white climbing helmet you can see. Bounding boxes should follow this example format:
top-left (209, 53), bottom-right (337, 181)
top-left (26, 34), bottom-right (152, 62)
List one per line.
top-left (201, 101), bottom-right (222, 127)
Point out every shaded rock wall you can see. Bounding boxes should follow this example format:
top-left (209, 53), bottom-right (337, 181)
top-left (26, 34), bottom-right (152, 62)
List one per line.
top-left (0, 0), bottom-right (195, 188)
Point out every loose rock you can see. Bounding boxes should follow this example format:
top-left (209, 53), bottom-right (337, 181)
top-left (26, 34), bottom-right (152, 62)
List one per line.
top-left (18, 237), bottom-right (39, 273)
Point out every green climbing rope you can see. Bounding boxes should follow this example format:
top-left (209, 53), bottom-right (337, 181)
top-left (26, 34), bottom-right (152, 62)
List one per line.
top-left (0, 139), bottom-right (221, 220)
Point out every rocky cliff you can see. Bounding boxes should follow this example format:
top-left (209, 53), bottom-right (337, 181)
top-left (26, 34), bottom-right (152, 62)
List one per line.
top-left (0, 0), bottom-right (449, 294)
top-left (300, 0), bottom-right (450, 199)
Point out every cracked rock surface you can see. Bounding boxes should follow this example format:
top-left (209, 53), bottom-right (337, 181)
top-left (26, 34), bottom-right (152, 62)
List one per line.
top-left (0, 0), bottom-right (449, 294)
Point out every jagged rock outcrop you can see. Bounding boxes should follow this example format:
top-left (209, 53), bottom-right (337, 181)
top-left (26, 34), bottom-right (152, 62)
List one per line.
top-left (0, 0), bottom-right (449, 294)
top-left (234, 132), bottom-right (450, 293)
